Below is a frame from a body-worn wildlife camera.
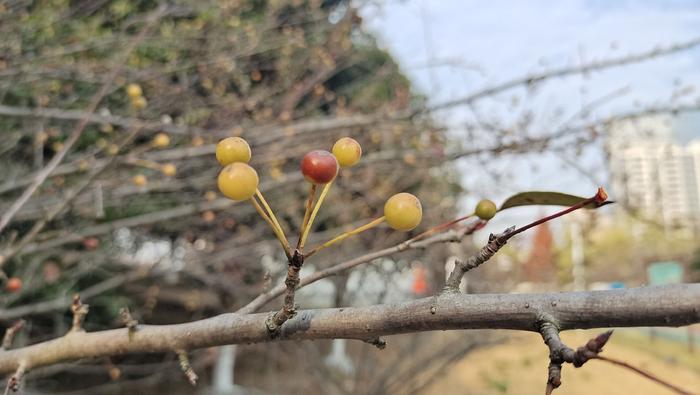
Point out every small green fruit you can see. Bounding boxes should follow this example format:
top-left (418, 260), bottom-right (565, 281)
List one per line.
top-left (475, 199), bottom-right (497, 220)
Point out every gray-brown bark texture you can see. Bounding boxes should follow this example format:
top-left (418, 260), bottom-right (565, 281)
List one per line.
top-left (0, 284), bottom-right (697, 374)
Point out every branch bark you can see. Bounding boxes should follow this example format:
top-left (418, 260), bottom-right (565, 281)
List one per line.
top-left (0, 284), bottom-right (696, 375)
top-left (239, 224), bottom-right (479, 314)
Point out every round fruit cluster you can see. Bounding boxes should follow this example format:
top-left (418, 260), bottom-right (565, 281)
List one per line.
top-left (216, 137), bottom-right (258, 201)
top-left (126, 83), bottom-right (148, 110)
top-left (215, 135), bottom-right (424, 244)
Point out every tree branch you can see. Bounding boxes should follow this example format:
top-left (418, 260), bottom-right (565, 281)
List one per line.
top-left (239, 223), bottom-right (481, 314)
top-left (426, 36), bottom-right (700, 113)
top-left (0, 284), bottom-right (696, 375)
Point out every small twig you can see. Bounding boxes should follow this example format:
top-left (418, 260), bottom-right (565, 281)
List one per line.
top-left (119, 308), bottom-right (138, 335)
top-left (444, 226), bottom-right (514, 291)
top-left (239, 220), bottom-right (485, 315)
top-left (538, 318), bottom-right (575, 392)
top-left (2, 128), bottom-right (140, 260)
top-left (445, 188), bottom-right (610, 292)
top-left (70, 294), bottom-right (89, 333)
top-left (364, 338), bottom-right (387, 350)
top-left (537, 319), bottom-right (684, 395)
top-left (4, 362), bottom-right (26, 394)
top-left (593, 355), bottom-right (695, 395)
top-left (425, 37), bottom-right (700, 113)
top-left (176, 350), bottom-right (198, 386)
top-left (1, 321), bottom-right (25, 351)
top-left (266, 250), bottom-right (304, 333)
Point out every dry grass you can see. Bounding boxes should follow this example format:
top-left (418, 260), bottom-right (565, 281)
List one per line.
top-left (421, 326), bottom-right (699, 395)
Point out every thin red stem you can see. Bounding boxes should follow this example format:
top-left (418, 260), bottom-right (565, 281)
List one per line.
top-left (507, 188), bottom-right (608, 240)
top-left (593, 355), bottom-right (694, 395)
top-left (406, 213), bottom-right (475, 244)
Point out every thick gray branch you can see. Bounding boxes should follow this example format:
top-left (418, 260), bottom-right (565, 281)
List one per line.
top-left (0, 285), bottom-right (696, 374)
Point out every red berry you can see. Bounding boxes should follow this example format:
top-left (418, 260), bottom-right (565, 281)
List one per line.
top-left (300, 150), bottom-right (338, 184)
top-left (5, 277), bottom-right (22, 293)
top-left (83, 237), bottom-right (100, 250)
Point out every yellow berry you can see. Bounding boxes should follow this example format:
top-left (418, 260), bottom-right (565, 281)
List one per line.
top-left (217, 162), bottom-right (258, 201)
top-left (202, 210), bottom-right (216, 222)
top-left (100, 123), bottom-right (114, 133)
top-left (153, 133), bottom-right (170, 148)
top-left (475, 199), bottom-right (497, 220)
top-left (204, 190), bottom-right (217, 201)
top-left (332, 137), bottom-right (362, 167)
top-left (161, 163), bottom-right (177, 177)
top-left (133, 174), bottom-right (147, 186)
top-left (126, 83), bottom-right (142, 98)
top-left (131, 96), bottom-right (147, 110)
top-left (192, 136), bottom-right (204, 147)
top-left (107, 144), bottom-right (119, 156)
top-left (384, 192), bottom-right (422, 231)
top-left (216, 137), bottom-right (251, 165)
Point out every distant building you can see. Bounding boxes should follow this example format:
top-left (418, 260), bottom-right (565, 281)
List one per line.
top-left (607, 116), bottom-right (700, 229)
top-left (523, 219), bottom-right (555, 282)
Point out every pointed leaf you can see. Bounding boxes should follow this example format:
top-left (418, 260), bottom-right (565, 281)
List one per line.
top-left (499, 191), bottom-right (609, 211)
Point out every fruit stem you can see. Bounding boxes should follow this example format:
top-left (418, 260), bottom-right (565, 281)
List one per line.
top-left (297, 184), bottom-right (318, 249)
top-left (250, 196), bottom-right (292, 260)
top-left (255, 189), bottom-right (288, 243)
top-left (306, 216), bottom-right (386, 258)
top-left (298, 181), bottom-right (333, 250)
top-left (405, 213), bottom-right (475, 244)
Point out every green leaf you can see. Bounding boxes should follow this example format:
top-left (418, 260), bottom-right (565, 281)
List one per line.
top-left (499, 191), bottom-right (607, 211)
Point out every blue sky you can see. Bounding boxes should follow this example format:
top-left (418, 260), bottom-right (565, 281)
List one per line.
top-left (359, 0), bottom-right (700, 233)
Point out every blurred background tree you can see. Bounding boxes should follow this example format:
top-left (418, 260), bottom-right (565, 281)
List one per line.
top-left (0, 0), bottom-right (467, 393)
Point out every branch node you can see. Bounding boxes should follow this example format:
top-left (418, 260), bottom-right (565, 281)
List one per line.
top-left (1, 320), bottom-right (25, 351)
top-left (5, 362), bottom-right (26, 393)
top-left (539, 316), bottom-right (616, 393)
top-left (444, 226), bottom-right (513, 290)
top-left (538, 316), bottom-right (573, 393)
top-left (268, 250), bottom-right (304, 331)
top-left (119, 308), bottom-right (138, 337)
top-left (364, 338), bottom-right (386, 349)
top-left (70, 294), bottom-right (89, 333)
top-left (176, 350), bottom-right (198, 386)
